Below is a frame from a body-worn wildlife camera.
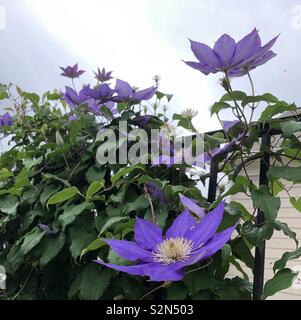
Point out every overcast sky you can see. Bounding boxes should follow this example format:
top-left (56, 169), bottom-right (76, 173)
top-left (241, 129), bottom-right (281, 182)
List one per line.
top-left (1, 0), bottom-right (301, 132)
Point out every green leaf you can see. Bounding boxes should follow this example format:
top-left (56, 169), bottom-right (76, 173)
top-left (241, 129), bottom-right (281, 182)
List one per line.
top-left (99, 217), bottom-right (129, 236)
top-left (251, 186), bottom-right (280, 221)
top-left (21, 228), bottom-right (45, 255)
top-left (280, 120), bottom-right (301, 137)
top-left (39, 233), bottom-right (66, 267)
top-left (0, 168), bottom-right (13, 181)
top-left (259, 102), bottom-right (296, 122)
top-left (69, 228), bottom-right (97, 259)
top-left (0, 84), bottom-right (9, 100)
top-left (58, 202), bottom-right (92, 231)
top-left (85, 166), bottom-right (106, 184)
top-left (211, 102), bottom-right (232, 115)
top-left (81, 238), bottom-right (106, 258)
top-left (262, 268), bottom-right (297, 299)
top-left (231, 238), bottom-right (254, 270)
top-left (79, 263), bottom-right (111, 300)
top-left (111, 164), bottom-right (145, 184)
top-left (184, 271), bottom-right (220, 295)
top-left (40, 185), bottom-right (62, 207)
top-left (273, 220), bottom-right (299, 247)
top-left (5, 244), bottom-right (24, 274)
top-left (241, 94), bottom-right (279, 107)
top-left (124, 195), bottom-right (149, 214)
top-left (86, 180), bottom-right (105, 200)
top-left (166, 283), bottom-right (187, 300)
top-left (273, 248), bottom-right (301, 272)
top-left (228, 202), bottom-right (253, 221)
top-left (0, 195), bottom-right (19, 215)
top-left (268, 166), bottom-right (301, 182)
top-left (47, 187), bottom-right (80, 206)
top-left (289, 197), bottom-right (301, 213)
top-left (220, 91), bottom-right (247, 102)
top-left (242, 222), bottom-right (274, 250)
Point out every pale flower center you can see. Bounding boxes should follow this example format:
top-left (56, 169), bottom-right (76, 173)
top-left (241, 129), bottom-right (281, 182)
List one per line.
top-left (153, 237), bottom-right (194, 265)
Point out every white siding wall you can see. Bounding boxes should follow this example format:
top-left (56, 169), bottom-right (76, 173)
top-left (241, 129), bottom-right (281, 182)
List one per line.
top-left (229, 163), bottom-right (301, 300)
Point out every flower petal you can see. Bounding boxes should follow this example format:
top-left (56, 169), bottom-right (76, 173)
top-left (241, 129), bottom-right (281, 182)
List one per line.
top-left (213, 34), bottom-right (236, 67)
top-left (189, 40), bottom-right (221, 67)
top-left (105, 239), bottom-right (154, 262)
top-left (250, 51), bottom-right (277, 69)
top-left (232, 28), bottom-right (261, 65)
top-left (94, 260), bottom-right (148, 277)
top-left (222, 120), bottom-right (240, 133)
top-left (143, 263), bottom-right (185, 281)
top-left (115, 79), bottom-right (132, 98)
top-left (202, 225), bottom-right (236, 259)
top-left (134, 218), bottom-right (163, 250)
top-left (133, 86), bottom-right (156, 101)
top-left (184, 201), bottom-right (225, 248)
top-left (179, 194), bottom-right (205, 218)
top-left (166, 210), bottom-right (196, 239)
top-left (183, 61), bottom-right (218, 75)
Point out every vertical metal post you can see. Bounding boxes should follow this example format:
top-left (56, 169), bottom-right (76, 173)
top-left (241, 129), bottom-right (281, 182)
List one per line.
top-left (253, 125), bottom-right (271, 300)
top-left (207, 160), bottom-right (218, 203)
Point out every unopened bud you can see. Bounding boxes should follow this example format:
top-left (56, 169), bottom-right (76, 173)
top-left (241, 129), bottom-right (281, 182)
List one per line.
top-left (55, 130), bottom-right (64, 147)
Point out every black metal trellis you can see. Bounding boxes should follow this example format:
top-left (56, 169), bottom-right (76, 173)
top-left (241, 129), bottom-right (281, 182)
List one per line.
top-left (206, 123), bottom-right (274, 300)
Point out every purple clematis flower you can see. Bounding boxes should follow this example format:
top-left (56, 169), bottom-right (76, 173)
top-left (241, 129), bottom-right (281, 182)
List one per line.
top-left (184, 28), bottom-right (278, 77)
top-left (94, 201), bottom-right (236, 281)
top-left (0, 112), bottom-right (13, 127)
top-left (62, 86), bottom-right (88, 108)
top-left (60, 64), bottom-right (85, 79)
top-left (114, 79), bottom-right (156, 102)
top-left (94, 67), bottom-right (113, 83)
top-left (83, 83), bottom-right (115, 101)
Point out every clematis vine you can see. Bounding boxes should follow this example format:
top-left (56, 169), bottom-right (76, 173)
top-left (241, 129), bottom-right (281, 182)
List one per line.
top-left (60, 64), bottom-right (85, 79)
top-left (94, 200), bottom-right (236, 281)
top-left (184, 28), bottom-right (278, 77)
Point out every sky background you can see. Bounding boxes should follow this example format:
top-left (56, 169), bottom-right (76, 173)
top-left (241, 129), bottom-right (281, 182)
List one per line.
top-left (1, 0), bottom-right (301, 132)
